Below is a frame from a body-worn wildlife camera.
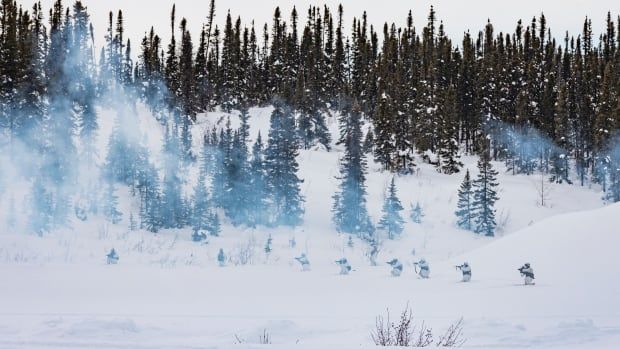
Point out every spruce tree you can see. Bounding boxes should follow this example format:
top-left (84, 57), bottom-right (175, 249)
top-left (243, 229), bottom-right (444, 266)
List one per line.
top-left (103, 182), bottom-right (123, 224)
top-left (264, 98), bottom-right (304, 226)
top-left (192, 173), bottom-right (215, 236)
top-left (29, 176), bottom-right (52, 236)
top-left (373, 77), bottom-right (396, 170)
top-left (70, 1), bottom-right (98, 169)
top-left (550, 79), bottom-right (571, 184)
top-left (160, 126), bottom-right (184, 228)
top-left (377, 177), bottom-right (405, 239)
top-left (362, 129), bottom-right (374, 154)
top-left (410, 202), bottom-right (424, 224)
top-left (472, 150), bottom-right (500, 236)
top-left (43, 1), bottom-right (77, 228)
top-left (455, 169), bottom-right (474, 230)
top-left (248, 132), bottom-right (268, 226)
top-left (226, 118), bottom-right (252, 225)
top-left (0, 0), bottom-right (20, 141)
top-left (13, 2), bottom-right (46, 149)
top-left (332, 102), bottom-right (374, 238)
top-left (129, 212), bottom-right (138, 231)
top-left (140, 163), bottom-right (161, 233)
top-left (438, 86), bottom-right (463, 174)
top-left (212, 118), bottom-right (233, 209)
top-left (164, 5), bottom-right (179, 110)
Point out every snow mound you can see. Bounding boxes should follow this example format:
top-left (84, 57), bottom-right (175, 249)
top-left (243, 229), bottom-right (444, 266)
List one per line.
top-left (455, 202), bottom-right (620, 289)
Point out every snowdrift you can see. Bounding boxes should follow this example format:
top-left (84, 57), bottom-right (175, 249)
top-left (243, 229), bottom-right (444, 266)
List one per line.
top-left (2, 204), bottom-right (620, 348)
top-left (455, 202), bottom-right (620, 289)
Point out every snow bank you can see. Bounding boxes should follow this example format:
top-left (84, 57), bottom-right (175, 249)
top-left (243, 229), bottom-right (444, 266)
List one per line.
top-left (2, 204), bottom-right (620, 348)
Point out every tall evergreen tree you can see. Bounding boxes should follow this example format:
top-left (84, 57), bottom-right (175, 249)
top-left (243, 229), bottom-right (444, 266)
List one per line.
top-left (332, 102), bottom-right (374, 238)
top-left (103, 181), bottom-right (123, 224)
top-left (248, 132), bottom-right (268, 226)
top-left (159, 126), bottom-right (184, 228)
top-left (455, 169), bottom-right (474, 230)
top-left (472, 149), bottom-right (500, 236)
top-left (438, 86), bottom-right (463, 174)
top-left (191, 173), bottom-right (218, 235)
top-left (264, 98), bottom-right (304, 226)
top-left (377, 177), bottom-right (405, 239)
top-left (29, 176), bottom-right (53, 235)
top-left (139, 162), bottom-right (161, 233)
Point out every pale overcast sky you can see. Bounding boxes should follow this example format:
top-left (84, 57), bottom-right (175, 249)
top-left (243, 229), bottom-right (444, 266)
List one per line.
top-left (36, 0), bottom-right (618, 52)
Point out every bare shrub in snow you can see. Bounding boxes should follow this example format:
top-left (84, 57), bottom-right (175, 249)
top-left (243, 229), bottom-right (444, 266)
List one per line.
top-left (229, 235), bottom-right (257, 266)
top-left (259, 329), bottom-right (271, 344)
top-left (233, 329), bottom-right (271, 345)
top-left (535, 172), bottom-right (552, 207)
top-left (436, 318), bottom-right (466, 347)
top-left (371, 308), bottom-right (394, 345)
top-left (233, 334), bottom-right (245, 344)
top-left (416, 326), bottom-right (435, 347)
top-left (371, 305), bottom-right (465, 347)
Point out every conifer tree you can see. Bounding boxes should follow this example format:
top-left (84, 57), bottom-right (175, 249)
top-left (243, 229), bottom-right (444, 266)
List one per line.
top-left (129, 212), bottom-right (138, 231)
top-left (194, 26), bottom-right (209, 111)
top-left (410, 202), bottom-right (424, 224)
top-left (13, 2), bottom-right (46, 148)
top-left (332, 102), bottom-right (374, 238)
top-left (438, 86), bottom-right (463, 174)
top-left (550, 79), bottom-right (571, 184)
top-left (70, 1), bottom-right (98, 170)
top-left (248, 132), bottom-right (268, 226)
top-left (0, 0), bottom-right (20, 139)
top-left (164, 5), bottom-right (179, 110)
top-left (362, 129), bottom-right (374, 154)
top-left (29, 176), bottom-right (52, 236)
top-left (264, 98), bottom-right (304, 226)
top-left (160, 126), bottom-right (184, 228)
top-left (178, 18), bottom-right (195, 119)
top-left (373, 83), bottom-right (396, 170)
top-left (226, 113), bottom-right (252, 225)
top-left (140, 163), bottom-right (161, 233)
top-left (455, 169), bottom-right (474, 230)
top-left (377, 177), bottom-right (405, 239)
top-left (42, 0), bottom-right (78, 228)
top-left (103, 182), bottom-right (123, 224)
top-left (607, 142), bottom-right (620, 203)
top-left (192, 173), bottom-right (217, 236)
top-left (211, 118), bottom-right (232, 209)
top-left (472, 149), bottom-right (500, 236)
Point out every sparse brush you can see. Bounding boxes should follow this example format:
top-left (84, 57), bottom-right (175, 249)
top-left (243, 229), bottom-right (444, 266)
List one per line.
top-left (371, 305), bottom-right (465, 347)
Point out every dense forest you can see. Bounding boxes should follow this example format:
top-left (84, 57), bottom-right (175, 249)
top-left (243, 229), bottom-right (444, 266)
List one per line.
top-left (0, 0), bottom-right (618, 239)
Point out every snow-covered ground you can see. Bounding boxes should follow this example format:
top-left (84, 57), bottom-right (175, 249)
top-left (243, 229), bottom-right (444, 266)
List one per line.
top-left (1, 106), bottom-right (618, 348)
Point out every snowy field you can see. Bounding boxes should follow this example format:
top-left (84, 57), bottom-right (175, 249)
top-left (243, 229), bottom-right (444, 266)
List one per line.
top-left (1, 107), bottom-right (619, 348)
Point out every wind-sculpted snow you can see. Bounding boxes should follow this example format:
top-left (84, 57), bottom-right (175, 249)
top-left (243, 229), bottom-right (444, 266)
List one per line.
top-left (1, 204), bottom-right (620, 347)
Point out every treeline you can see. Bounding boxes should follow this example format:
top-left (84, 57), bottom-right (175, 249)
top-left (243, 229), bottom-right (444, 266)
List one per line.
top-left (0, 0), bottom-right (618, 238)
top-left (136, 2), bottom-right (618, 196)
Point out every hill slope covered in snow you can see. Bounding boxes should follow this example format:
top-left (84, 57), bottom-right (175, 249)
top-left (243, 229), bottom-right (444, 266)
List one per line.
top-left (1, 105), bottom-right (618, 348)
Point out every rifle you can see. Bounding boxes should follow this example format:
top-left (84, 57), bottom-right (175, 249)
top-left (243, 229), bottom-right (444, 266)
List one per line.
top-left (518, 267), bottom-right (535, 279)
